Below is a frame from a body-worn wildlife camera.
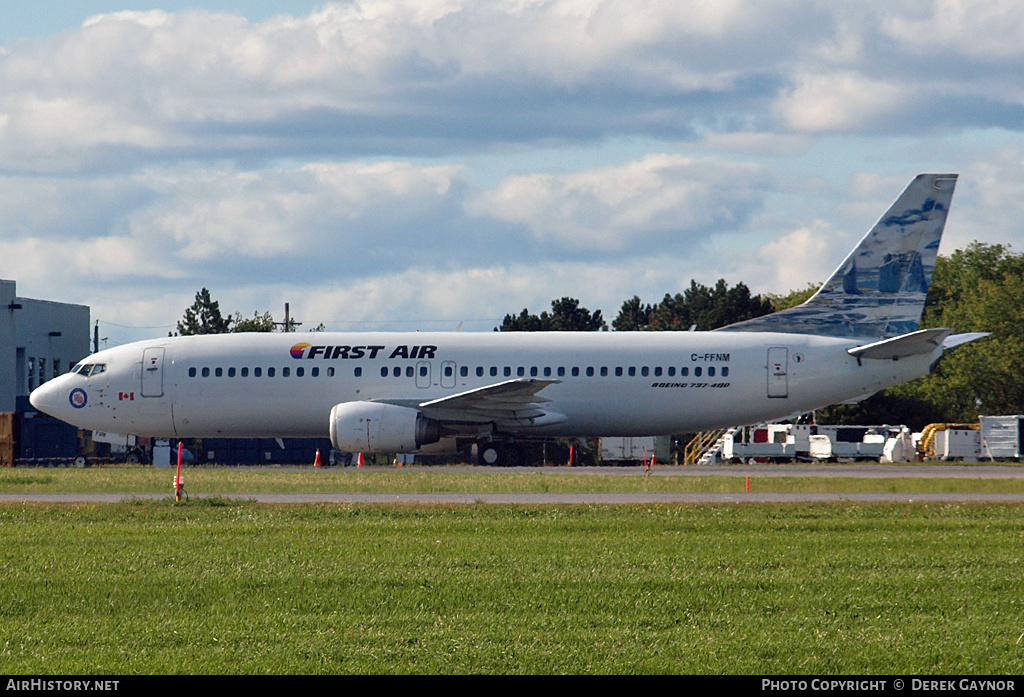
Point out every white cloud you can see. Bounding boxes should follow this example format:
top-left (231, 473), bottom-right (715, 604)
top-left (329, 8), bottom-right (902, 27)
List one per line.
top-left (466, 154), bottom-right (770, 249)
top-left (948, 149), bottom-right (1024, 250)
top-left (0, 159), bottom-right (470, 315)
top-left (774, 71), bottom-right (907, 133)
top-left (882, 0), bottom-right (1024, 60)
top-left (130, 161), bottom-right (463, 262)
top-left (0, 235), bottom-right (179, 286)
top-left (696, 132), bottom-right (813, 157)
top-left (11, 1), bottom-right (1024, 172)
top-left (756, 221), bottom-right (839, 293)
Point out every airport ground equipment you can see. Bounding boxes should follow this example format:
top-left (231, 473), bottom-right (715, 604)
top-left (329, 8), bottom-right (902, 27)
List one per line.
top-left (714, 423), bottom-right (911, 463)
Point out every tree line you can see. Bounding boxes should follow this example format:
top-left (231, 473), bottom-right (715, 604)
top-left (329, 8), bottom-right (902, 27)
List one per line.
top-left (498, 279), bottom-right (786, 333)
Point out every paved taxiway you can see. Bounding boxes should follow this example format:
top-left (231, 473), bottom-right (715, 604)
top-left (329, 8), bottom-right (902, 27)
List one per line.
top-left (3, 464), bottom-right (1023, 503)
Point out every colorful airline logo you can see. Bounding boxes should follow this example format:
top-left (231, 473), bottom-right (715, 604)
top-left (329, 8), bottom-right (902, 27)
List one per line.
top-left (69, 388), bottom-right (88, 409)
top-left (290, 342), bottom-right (312, 359)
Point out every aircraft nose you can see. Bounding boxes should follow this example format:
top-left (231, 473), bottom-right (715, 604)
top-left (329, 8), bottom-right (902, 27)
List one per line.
top-left (29, 376), bottom-right (71, 418)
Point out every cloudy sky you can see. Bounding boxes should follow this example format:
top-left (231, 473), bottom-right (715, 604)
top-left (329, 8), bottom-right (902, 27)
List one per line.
top-left (3, 1), bottom-right (1024, 347)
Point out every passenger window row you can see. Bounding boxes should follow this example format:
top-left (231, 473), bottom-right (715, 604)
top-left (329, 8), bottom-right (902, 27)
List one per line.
top-left (187, 364), bottom-right (729, 379)
top-left (370, 364), bottom-right (730, 379)
top-left (454, 365), bottom-right (729, 378)
top-left (187, 366), bottom-right (340, 378)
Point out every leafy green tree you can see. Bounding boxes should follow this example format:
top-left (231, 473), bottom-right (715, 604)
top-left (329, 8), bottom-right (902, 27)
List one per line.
top-left (176, 288), bottom-right (232, 335)
top-left (233, 310), bottom-right (276, 333)
top-left (765, 282), bottom-right (820, 312)
top-left (498, 297), bottom-right (607, 331)
top-left (612, 296), bottom-right (654, 331)
top-left (913, 243), bottom-right (1024, 421)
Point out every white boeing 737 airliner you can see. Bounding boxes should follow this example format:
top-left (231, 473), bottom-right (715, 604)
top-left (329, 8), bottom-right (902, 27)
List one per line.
top-left (30, 174), bottom-right (986, 464)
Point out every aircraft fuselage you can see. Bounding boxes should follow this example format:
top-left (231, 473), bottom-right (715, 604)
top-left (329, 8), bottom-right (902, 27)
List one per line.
top-left (29, 330), bottom-right (938, 441)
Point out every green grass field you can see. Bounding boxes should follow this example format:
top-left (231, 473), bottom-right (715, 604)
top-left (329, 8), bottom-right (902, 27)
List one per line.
top-left (3, 465), bottom-right (1024, 494)
top-left (1, 468), bottom-right (1023, 674)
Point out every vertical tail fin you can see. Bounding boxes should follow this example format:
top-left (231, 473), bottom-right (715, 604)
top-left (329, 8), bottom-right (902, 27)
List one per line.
top-left (720, 173), bottom-right (958, 339)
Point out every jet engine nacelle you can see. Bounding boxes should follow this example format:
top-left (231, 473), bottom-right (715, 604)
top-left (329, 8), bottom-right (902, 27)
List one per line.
top-left (330, 401), bottom-right (441, 453)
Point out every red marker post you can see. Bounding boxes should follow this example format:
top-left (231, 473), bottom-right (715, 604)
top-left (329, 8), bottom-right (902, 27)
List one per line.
top-left (174, 441), bottom-right (184, 502)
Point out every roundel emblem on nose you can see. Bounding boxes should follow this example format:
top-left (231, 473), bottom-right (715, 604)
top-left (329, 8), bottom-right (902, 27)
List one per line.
top-left (69, 388), bottom-right (88, 408)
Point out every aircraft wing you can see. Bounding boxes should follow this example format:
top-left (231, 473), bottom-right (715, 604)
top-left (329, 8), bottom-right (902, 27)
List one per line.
top-left (416, 378), bottom-right (566, 427)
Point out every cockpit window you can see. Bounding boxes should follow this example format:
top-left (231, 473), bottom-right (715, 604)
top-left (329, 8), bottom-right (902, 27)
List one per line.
top-left (73, 363), bottom-right (107, 377)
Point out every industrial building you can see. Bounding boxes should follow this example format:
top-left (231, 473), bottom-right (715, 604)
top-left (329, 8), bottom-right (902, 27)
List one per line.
top-left (0, 279), bottom-right (90, 412)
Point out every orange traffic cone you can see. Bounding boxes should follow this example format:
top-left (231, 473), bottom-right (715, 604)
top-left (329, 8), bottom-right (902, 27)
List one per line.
top-left (313, 449), bottom-right (322, 468)
top-left (357, 452), bottom-right (364, 468)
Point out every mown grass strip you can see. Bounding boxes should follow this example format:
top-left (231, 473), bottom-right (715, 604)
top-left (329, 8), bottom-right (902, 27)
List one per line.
top-left (0, 501), bottom-right (1022, 674)
top-left (2, 466), bottom-right (1024, 495)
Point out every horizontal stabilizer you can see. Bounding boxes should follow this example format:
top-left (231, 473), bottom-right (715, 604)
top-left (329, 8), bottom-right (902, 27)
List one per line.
top-left (838, 392), bottom-right (878, 405)
top-left (848, 328), bottom-right (951, 360)
top-left (942, 332), bottom-right (990, 350)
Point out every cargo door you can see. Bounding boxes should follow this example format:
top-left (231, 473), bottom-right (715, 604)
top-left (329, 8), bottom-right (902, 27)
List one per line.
top-left (767, 347), bottom-right (788, 398)
top-left (141, 347), bottom-right (165, 397)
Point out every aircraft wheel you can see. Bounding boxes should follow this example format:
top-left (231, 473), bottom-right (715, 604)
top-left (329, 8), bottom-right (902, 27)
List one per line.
top-left (125, 447), bottom-right (149, 465)
top-left (480, 444), bottom-right (502, 466)
top-left (479, 443), bottom-right (523, 467)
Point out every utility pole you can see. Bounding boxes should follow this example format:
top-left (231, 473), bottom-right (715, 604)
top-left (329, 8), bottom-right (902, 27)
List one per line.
top-left (273, 303), bottom-right (301, 332)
